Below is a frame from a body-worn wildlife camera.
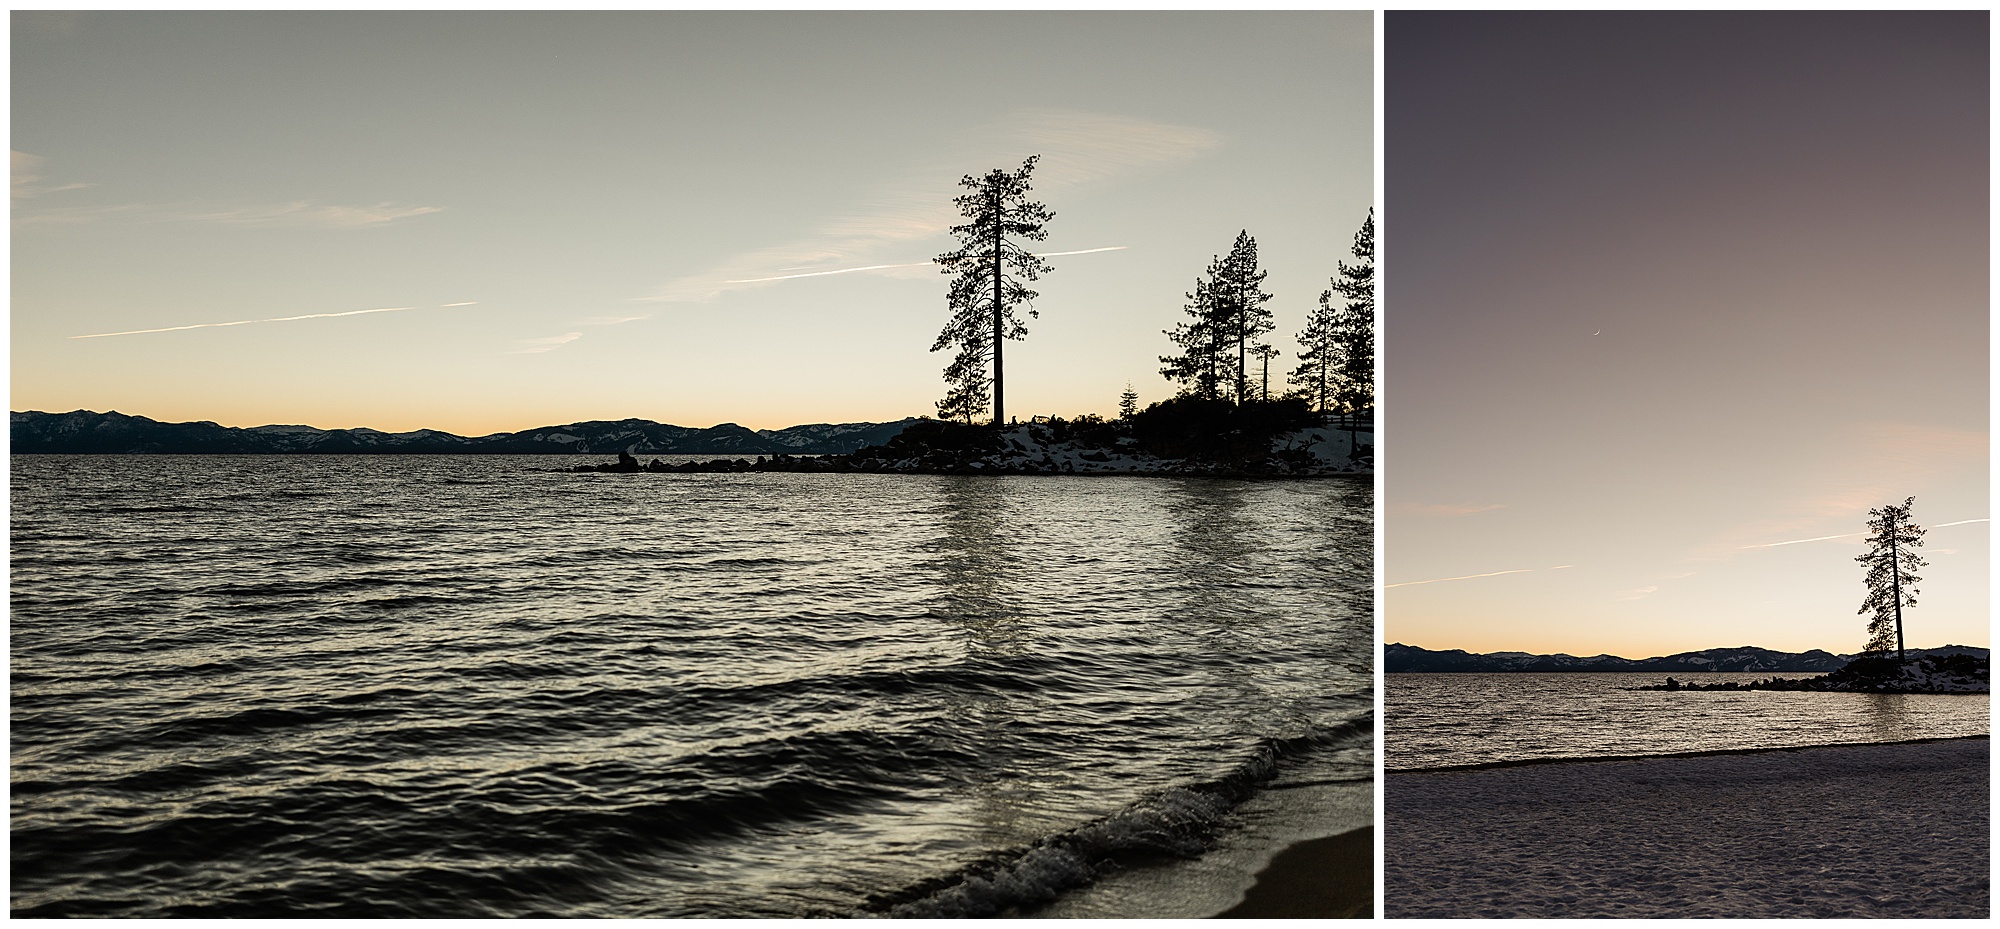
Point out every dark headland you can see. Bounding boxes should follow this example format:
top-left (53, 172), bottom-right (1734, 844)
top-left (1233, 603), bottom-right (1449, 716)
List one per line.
top-left (1642, 653), bottom-right (1989, 694)
top-left (576, 398), bottom-right (1372, 479)
top-left (1387, 643), bottom-right (1990, 695)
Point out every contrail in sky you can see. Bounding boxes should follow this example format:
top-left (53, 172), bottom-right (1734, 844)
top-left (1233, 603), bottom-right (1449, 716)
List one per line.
top-left (725, 264), bottom-right (914, 284)
top-left (1741, 532), bottom-right (1860, 549)
top-left (70, 302), bottom-right (479, 339)
top-left (1742, 517), bottom-right (1989, 548)
top-left (1385, 568), bottom-right (1535, 589)
top-left (723, 246), bottom-right (1127, 284)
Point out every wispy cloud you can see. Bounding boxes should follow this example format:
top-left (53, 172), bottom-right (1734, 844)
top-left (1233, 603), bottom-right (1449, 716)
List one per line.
top-left (70, 302), bottom-right (479, 340)
top-left (11, 151), bottom-right (92, 202)
top-left (1616, 585), bottom-right (1660, 601)
top-left (14, 153), bottom-right (442, 228)
top-left (642, 109), bottom-right (1217, 304)
top-left (185, 201), bottom-right (443, 227)
top-left (1408, 502), bottom-right (1508, 517)
top-left (512, 332), bottom-right (583, 354)
top-left (1687, 422), bottom-right (1988, 563)
top-left (19, 199), bottom-right (443, 228)
top-left (1016, 110), bottom-right (1226, 190)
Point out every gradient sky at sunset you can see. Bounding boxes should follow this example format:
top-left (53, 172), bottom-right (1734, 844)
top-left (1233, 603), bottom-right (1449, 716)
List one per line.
top-left (12, 11), bottom-right (1373, 434)
top-left (1385, 12), bottom-right (1988, 656)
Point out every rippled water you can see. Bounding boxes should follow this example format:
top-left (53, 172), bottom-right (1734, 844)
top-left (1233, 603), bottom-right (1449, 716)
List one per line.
top-left (1387, 672), bottom-right (1990, 770)
top-left (11, 455), bottom-right (1372, 917)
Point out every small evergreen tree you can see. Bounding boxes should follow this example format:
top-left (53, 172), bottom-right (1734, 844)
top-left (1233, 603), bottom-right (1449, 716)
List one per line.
top-left (1250, 344), bottom-right (1279, 401)
top-left (933, 155), bottom-right (1053, 427)
top-left (1855, 496), bottom-right (1926, 662)
top-left (1118, 383), bottom-right (1139, 420)
top-left (1291, 286), bottom-right (1339, 413)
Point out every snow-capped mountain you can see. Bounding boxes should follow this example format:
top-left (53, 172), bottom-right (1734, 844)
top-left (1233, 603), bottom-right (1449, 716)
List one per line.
top-left (11, 409), bottom-right (922, 456)
top-left (1385, 642), bottom-right (1990, 673)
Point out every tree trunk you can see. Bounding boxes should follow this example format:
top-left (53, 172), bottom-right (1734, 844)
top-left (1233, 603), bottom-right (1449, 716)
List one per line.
top-left (1236, 282), bottom-right (1247, 406)
top-left (990, 189), bottom-right (1004, 428)
top-left (1889, 513), bottom-right (1905, 663)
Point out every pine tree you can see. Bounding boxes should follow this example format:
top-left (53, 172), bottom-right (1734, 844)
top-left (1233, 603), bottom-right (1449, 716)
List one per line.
top-left (1220, 231), bottom-right (1275, 405)
top-left (1160, 261), bottom-right (1230, 400)
top-left (933, 155), bottom-right (1053, 427)
top-left (933, 336), bottom-right (991, 424)
top-left (1250, 343), bottom-right (1279, 401)
top-left (1855, 497), bottom-right (1926, 662)
top-left (1329, 209), bottom-right (1375, 417)
top-left (1290, 286), bottom-right (1339, 413)
top-left (1118, 382), bottom-right (1139, 420)
top-left (1291, 210), bottom-right (1373, 416)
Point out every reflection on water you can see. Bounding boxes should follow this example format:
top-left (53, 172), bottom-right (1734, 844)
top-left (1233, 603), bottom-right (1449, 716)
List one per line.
top-left (1862, 693), bottom-right (1914, 741)
top-left (930, 476), bottom-right (1029, 657)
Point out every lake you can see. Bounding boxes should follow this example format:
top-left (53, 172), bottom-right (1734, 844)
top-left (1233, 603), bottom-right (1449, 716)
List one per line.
top-left (10, 455), bottom-right (1372, 917)
top-left (1388, 672), bottom-right (1990, 770)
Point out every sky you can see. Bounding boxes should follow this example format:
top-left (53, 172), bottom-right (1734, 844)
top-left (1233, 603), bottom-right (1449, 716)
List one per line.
top-left (1384, 12), bottom-right (1989, 657)
top-left (11, 11), bottom-right (1373, 435)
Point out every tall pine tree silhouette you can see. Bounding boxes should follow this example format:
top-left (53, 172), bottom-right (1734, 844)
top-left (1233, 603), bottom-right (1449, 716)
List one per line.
top-left (1221, 231), bottom-right (1275, 405)
top-left (1856, 496), bottom-right (1926, 662)
top-left (933, 155), bottom-right (1053, 427)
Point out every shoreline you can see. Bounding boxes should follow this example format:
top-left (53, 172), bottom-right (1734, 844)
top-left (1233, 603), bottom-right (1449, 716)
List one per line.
top-left (1213, 826), bottom-right (1372, 918)
top-left (1391, 733), bottom-right (1989, 775)
top-left (1387, 738), bottom-right (1990, 917)
top-left (570, 452), bottom-right (1368, 479)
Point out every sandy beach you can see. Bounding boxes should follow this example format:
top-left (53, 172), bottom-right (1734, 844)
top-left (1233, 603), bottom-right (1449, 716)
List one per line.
top-left (1385, 737), bottom-right (1989, 918)
top-left (1215, 826), bottom-right (1372, 918)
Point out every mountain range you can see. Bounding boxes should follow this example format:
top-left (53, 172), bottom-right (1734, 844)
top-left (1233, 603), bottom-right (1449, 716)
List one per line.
top-left (10, 409), bottom-right (922, 456)
top-left (1386, 642), bottom-right (1990, 673)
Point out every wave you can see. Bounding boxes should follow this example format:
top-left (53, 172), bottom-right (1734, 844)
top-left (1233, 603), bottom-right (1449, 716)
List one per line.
top-left (866, 713), bottom-right (1372, 918)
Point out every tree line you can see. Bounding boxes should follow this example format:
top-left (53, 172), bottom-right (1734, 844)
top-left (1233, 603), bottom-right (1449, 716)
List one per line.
top-left (929, 155), bottom-right (1375, 427)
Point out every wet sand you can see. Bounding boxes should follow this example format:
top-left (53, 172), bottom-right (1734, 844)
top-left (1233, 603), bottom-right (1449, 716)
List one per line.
top-left (1214, 826), bottom-right (1372, 918)
top-left (1385, 737), bottom-right (1989, 918)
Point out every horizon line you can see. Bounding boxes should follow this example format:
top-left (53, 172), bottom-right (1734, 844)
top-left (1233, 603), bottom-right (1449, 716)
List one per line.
top-left (1388, 642), bottom-right (1990, 660)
